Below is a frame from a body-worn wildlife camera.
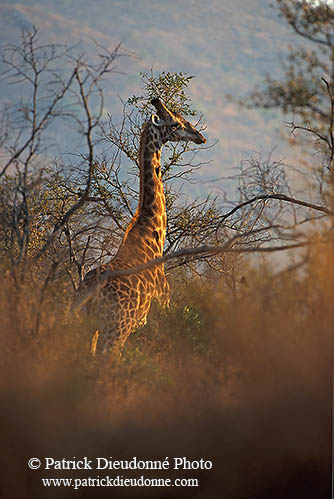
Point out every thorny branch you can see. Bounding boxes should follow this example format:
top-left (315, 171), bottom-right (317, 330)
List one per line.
top-left (218, 193), bottom-right (332, 225)
top-left (72, 225), bottom-right (325, 311)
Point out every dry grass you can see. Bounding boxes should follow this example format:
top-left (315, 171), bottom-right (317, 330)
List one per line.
top-left (0, 241), bottom-right (332, 498)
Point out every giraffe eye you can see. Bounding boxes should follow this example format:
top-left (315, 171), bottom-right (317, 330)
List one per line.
top-left (171, 123), bottom-right (181, 130)
top-left (151, 114), bottom-right (160, 126)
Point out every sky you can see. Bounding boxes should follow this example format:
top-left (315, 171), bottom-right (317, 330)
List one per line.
top-left (0, 0), bottom-right (308, 202)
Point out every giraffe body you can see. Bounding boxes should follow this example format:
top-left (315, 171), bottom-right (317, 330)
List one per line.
top-left (77, 98), bottom-right (206, 358)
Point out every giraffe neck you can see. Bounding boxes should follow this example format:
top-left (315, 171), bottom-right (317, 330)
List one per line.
top-left (120, 123), bottom-right (166, 258)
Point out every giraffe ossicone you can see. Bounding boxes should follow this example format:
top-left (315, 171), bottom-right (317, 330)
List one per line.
top-left (77, 98), bottom-right (206, 359)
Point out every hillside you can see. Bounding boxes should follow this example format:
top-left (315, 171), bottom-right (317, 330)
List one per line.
top-left (0, 0), bottom-right (300, 197)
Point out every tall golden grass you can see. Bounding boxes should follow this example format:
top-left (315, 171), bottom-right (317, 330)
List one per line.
top-left (0, 240), bottom-right (332, 498)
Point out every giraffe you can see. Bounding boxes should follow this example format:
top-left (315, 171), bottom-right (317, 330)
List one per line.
top-left (77, 98), bottom-right (206, 359)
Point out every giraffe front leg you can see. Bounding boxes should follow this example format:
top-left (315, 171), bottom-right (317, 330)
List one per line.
top-left (93, 330), bottom-right (122, 360)
top-left (91, 330), bottom-right (100, 356)
top-left (92, 318), bottom-right (133, 362)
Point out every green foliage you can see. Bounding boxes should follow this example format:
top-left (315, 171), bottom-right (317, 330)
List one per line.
top-left (127, 70), bottom-right (197, 117)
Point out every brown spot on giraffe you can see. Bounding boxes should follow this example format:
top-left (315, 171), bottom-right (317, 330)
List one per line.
top-left (75, 98), bottom-right (206, 360)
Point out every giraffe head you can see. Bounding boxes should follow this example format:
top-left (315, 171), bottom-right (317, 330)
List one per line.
top-left (150, 98), bottom-right (206, 145)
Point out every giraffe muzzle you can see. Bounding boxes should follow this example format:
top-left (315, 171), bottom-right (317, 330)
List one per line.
top-left (194, 133), bottom-right (206, 145)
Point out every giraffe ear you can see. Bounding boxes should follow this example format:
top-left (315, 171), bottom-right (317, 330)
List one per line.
top-left (151, 114), bottom-right (161, 127)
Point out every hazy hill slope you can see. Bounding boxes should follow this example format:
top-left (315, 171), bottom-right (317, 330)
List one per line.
top-left (0, 0), bottom-right (299, 195)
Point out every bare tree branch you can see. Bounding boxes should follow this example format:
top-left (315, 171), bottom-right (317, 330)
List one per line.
top-left (72, 226), bottom-right (322, 311)
top-left (218, 193), bottom-right (333, 226)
